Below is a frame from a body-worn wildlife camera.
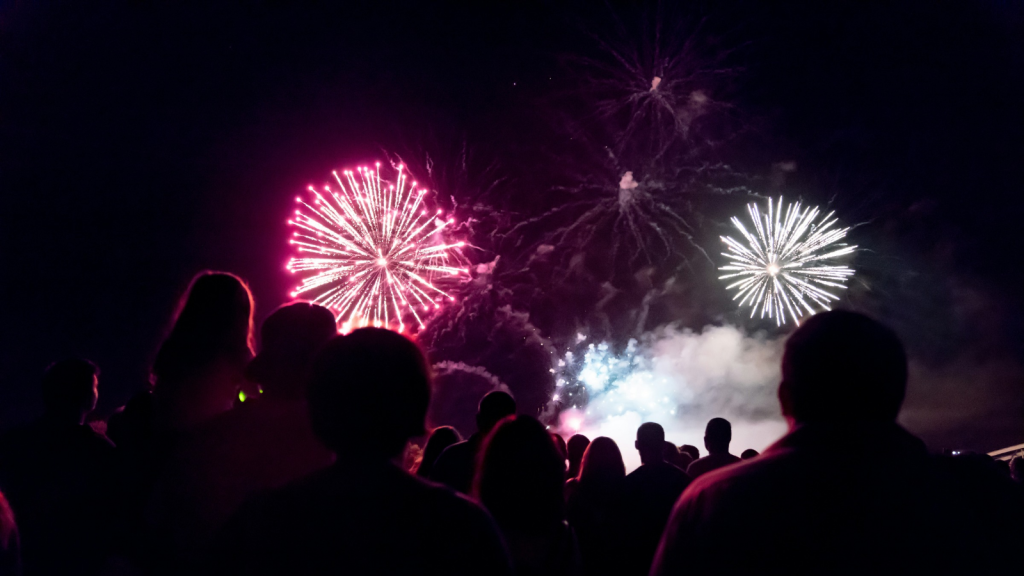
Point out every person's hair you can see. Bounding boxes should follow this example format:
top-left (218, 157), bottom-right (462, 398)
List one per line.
top-left (0, 490), bottom-right (16, 554)
top-left (669, 449), bottom-right (693, 471)
top-left (781, 310), bottom-right (907, 423)
top-left (705, 418), bottom-right (732, 452)
top-left (152, 272), bottom-right (254, 386)
top-left (578, 436), bottom-right (626, 484)
top-left (308, 328), bottom-right (430, 458)
top-left (476, 391), bottom-right (516, 434)
top-left (245, 302), bottom-right (337, 396)
top-left (637, 422), bottom-right (666, 450)
top-left (551, 433), bottom-right (568, 461)
top-left (41, 358), bottom-right (99, 417)
top-left (663, 441), bottom-right (679, 460)
top-left (680, 444), bottom-right (700, 460)
top-left (740, 449), bottom-right (760, 460)
top-left (1010, 455), bottom-right (1024, 483)
top-left (474, 416), bottom-right (566, 530)
top-left (416, 426), bottom-right (461, 478)
top-left (567, 434), bottom-right (590, 464)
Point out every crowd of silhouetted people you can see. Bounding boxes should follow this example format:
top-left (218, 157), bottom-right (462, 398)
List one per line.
top-left (0, 270), bottom-right (1022, 575)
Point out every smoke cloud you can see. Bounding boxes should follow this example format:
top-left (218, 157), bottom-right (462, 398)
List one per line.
top-left (556, 324), bottom-right (789, 471)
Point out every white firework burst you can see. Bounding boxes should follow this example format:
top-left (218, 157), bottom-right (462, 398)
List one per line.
top-left (719, 197), bottom-right (856, 326)
top-left (287, 163), bottom-right (467, 333)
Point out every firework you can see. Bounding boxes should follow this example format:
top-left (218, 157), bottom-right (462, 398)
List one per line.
top-left (287, 163), bottom-right (467, 332)
top-left (719, 197), bottom-right (856, 326)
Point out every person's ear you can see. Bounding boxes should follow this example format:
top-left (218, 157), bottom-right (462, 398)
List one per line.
top-left (635, 440), bottom-right (640, 451)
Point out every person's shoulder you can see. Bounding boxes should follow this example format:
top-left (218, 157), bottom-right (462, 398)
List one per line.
top-left (684, 449), bottom-right (792, 501)
top-left (79, 425), bottom-right (115, 449)
top-left (440, 439), bottom-right (473, 458)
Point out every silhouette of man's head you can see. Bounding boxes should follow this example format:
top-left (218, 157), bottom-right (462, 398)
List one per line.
top-left (635, 422), bottom-right (666, 464)
top-left (476, 391), bottom-right (516, 435)
top-left (704, 418), bottom-right (732, 455)
top-left (245, 302), bottom-right (337, 398)
top-left (42, 358), bottom-right (99, 425)
top-left (680, 444), bottom-right (700, 460)
top-left (780, 310), bottom-right (907, 424)
top-left (308, 328), bottom-right (430, 459)
top-left (153, 271), bottom-right (255, 385)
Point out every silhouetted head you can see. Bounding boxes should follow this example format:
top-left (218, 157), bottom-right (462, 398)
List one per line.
top-left (416, 426), bottom-right (461, 478)
top-left (680, 444), bottom-right (700, 460)
top-left (152, 272), bottom-right (254, 386)
top-left (635, 422), bottom-right (666, 464)
top-left (566, 434), bottom-right (590, 475)
top-left (780, 310), bottom-right (907, 424)
top-left (551, 433), bottom-right (568, 463)
top-left (741, 449), bottom-right (759, 460)
top-left (578, 436), bottom-right (626, 484)
top-left (42, 358), bottom-right (99, 425)
top-left (704, 418), bottom-right (732, 455)
top-left (308, 328), bottom-right (430, 459)
top-left (474, 416), bottom-right (566, 530)
top-left (663, 441), bottom-right (691, 470)
top-left (475, 391), bottom-right (516, 435)
top-left (1010, 456), bottom-right (1024, 484)
top-left (669, 447), bottom-right (693, 471)
top-left (245, 302), bottom-right (337, 398)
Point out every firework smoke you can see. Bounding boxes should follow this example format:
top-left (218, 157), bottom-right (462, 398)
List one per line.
top-left (553, 324), bottom-right (788, 471)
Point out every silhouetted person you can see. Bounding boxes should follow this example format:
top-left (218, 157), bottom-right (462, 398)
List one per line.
top-left (552, 433), bottom-right (568, 471)
top-left (149, 303), bottom-right (338, 572)
top-left (652, 310), bottom-right (1024, 576)
top-left (685, 418), bottom-right (740, 478)
top-left (109, 272), bottom-right (255, 571)
top-left (565, 437), bottom-right (625, 576)
top-left (475, 416), bottom-right (579, 576)
top-left (150, 272), bottom-right (255, 430)
top-left (663, 441), bottom-right (692, 471)
top-left (741, 448), bottom-right (759, 460)
top-left (619, 423), bottom-right (690, 576)
top-left (0, 359), bottom-right (116, 576)
top-left (0, 491), bottom-right (20, 576)
top-left (416, 426), bottom-right (461, 478)
top-left (208, 328), bottom-right (512, 575)
top-left (679, 444), bottom-right (699, 461)
top-left (431, 391), bottom-right (516, 493)
top-left (566, 434), bottom-right (590, 480)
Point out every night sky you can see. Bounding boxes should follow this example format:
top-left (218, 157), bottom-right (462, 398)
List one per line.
top-left (2, 1), bottom-right (1021, 452)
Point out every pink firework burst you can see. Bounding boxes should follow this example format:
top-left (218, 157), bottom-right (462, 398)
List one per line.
top-left (287, 162), bottom-right (468, 333)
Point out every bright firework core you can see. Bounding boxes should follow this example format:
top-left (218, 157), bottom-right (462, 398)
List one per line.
top-left (287, 163), bottom-right (467, 333)
top-left (719, 197), bottom-right (856, 326)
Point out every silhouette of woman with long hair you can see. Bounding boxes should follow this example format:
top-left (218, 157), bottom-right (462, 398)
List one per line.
top-left (151, 271), bottom-right (254, 430)
top-left (474, 416), bottom-right (580, 576)
top-left (415, 426), bottom-right (461, 478)
top-left (565, 437), bottom-right (627, 576)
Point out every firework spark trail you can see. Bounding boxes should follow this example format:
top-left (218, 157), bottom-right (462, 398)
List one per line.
top-left (507, 165), bottom-right (734, 272)
top-left (287, 163), bottom-right (467, 332)
top-left (572, 12), bottom-right (741, 163)
top-left (719, 197), bottom-right (856, 326)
